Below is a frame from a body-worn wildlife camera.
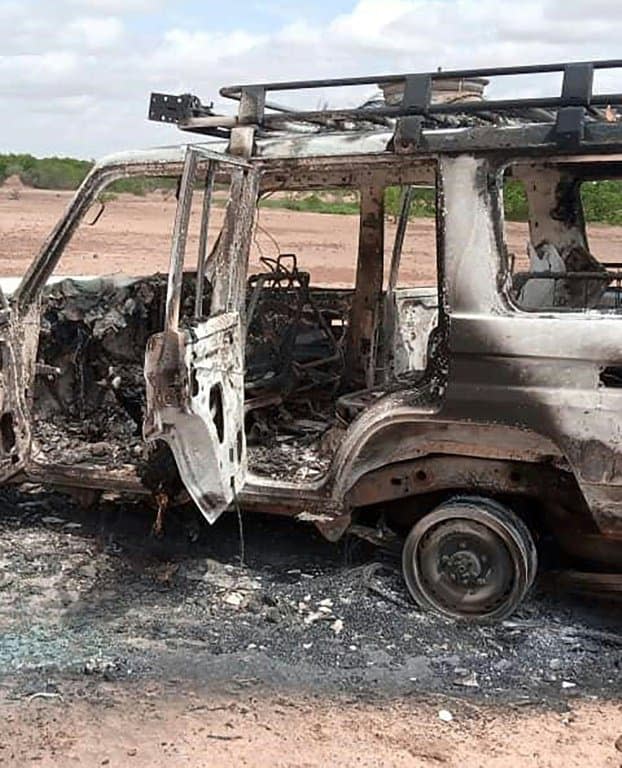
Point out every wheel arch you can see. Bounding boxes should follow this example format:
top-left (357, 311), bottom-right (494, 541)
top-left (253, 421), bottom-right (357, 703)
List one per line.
top-left (333, 416), bottom-right (570, 503)
top-left (344, 453), bottom-right (586, 517)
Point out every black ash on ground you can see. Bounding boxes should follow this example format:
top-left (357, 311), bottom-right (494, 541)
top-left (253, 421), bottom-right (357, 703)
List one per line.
top-left (0, 486), bottom-right (620, 705)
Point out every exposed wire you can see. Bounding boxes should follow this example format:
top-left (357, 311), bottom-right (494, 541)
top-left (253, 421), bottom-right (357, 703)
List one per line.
top-left (252, 186), bottom-right (290, 259)
top-left (255, 222), bottom-right (282, 257)
top-left (233, 493), bottom-right (245, 567)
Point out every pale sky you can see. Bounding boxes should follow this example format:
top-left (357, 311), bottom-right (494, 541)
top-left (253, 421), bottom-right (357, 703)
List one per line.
top-left (2, 0), bottom-right (620, 158)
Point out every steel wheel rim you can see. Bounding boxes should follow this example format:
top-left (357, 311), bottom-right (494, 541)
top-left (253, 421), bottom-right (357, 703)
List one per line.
top-left (403, 499), bottom-right (536, 621)
top-left (416, 519), bottom-right (518, 616)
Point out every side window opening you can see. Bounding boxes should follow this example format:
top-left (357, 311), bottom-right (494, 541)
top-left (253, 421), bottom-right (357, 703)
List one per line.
top-left (581, 179), bottom-right (622, 311)
top-left (502, 163), bottom-right (622, 313)
top-left (245, 186), bottom-right (359, 481)
top-left (29, 162), bottom-right (235, 474)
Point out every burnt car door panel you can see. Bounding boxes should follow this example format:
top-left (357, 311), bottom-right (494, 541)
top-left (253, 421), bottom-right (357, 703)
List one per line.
top-left (144, 313), bottom-right (245, 521)
top-left (143, 146), bottom-right (259, 523)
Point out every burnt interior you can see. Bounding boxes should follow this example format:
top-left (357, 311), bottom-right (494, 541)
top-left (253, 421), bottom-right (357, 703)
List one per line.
top-left (30, 259), bottom-right (375, 483)
top-left (33, 274), bottom-right (170, 473)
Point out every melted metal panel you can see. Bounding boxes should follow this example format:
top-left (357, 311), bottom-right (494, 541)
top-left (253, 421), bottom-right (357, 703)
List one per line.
top-left (144, 313), bottom-right (245, 523)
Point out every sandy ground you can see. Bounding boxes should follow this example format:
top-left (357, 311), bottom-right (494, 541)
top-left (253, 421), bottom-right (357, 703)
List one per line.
top-left (1, 186), bottom-right (621, 767)
top-left (2, 187), bottom-right (622, 289)
top-left (1, 686), bottom-right (621, 768)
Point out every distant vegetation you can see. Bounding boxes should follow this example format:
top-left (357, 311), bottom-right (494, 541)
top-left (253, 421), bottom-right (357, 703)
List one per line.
top-left (578, 180), bottom-right (622, 226)
top-left (0, 153), bottom-right (92, 190)
top-left (2, 154), bottom-right (622, 225)
top-left (0, 154), bottom-right (169, 196)
top-left (260, 186), bottom-right (437, 218)
top-left (503, 178), bottom-right (622, 225)
top-left (260, 193), bottom-right (360, 216)
top-left (262, 182), bottom-right (622, 225)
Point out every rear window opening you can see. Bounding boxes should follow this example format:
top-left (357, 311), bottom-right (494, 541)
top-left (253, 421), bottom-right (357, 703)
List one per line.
top-left (502, 162), bottom-right (622, 313)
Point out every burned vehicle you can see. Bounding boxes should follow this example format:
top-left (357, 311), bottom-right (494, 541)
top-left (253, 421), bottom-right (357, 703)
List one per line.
top-left (2, 60), bottom-right (622, 621)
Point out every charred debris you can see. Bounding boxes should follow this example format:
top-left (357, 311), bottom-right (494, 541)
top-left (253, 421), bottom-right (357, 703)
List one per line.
top-left (32, 259), bottom-right (352, 485)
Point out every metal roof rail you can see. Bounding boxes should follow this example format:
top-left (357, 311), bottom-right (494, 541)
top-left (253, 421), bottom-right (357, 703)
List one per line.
top-left (149, 60), bottom-right (622, 149)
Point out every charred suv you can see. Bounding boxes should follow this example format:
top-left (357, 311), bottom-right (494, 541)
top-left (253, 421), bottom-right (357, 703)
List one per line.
top-left (3, 60), bottom-right (622, 620)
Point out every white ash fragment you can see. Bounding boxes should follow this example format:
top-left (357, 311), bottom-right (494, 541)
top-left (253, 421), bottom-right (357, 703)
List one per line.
top-left (331, 619), bottom-right (344, 635)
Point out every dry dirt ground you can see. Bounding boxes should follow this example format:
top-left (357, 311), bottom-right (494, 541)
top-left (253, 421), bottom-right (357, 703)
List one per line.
top-left (2, 686), bottom-right (621, 768)
top-left (2, 186), bottom-right (622, 285)
top-left (0, 186), bottom-right (621, 767)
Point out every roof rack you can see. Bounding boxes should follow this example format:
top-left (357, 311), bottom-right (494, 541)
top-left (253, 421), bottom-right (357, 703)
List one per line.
top-left (149, 60), bottom-right (622, 149)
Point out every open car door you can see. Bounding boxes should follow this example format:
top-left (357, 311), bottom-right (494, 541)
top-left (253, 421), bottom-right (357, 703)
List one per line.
top-left (144, 146), bottom-right (259, 523)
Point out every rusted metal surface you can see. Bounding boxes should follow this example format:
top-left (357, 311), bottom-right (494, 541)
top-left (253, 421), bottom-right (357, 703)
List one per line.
top-left (345, 455), bottom-right (582, 510)
top-left (22, 462), bottom-right (149, 494)
top-left (142, 148), bottom-right (259, 524)
top-left (195, 161), bottom-right (216, 317)
top-left (210, 167), bottom-right (260, 318)
top-left (345, 184), bottom-right (384, 389)
top-left (144, 313), bottom-right (246, 524)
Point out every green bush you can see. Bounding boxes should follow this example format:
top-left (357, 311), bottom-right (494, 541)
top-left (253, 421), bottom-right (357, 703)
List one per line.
top-left (260, 187), bottom-right (437, 218)
top-left (0, 154), bottom-right (92, 190)
top-left (503, 179), bottom-right (530, 221)
top-left (260, 192), bottom-right (359, 215)
top-left (502, 178), bottom-right (622, 225)
top-left (581, 180), bottom-right (622, 225)
top-left (107, 176), bottom-right (177, 195)
top-left (387, 186), bottom-right (436, 218)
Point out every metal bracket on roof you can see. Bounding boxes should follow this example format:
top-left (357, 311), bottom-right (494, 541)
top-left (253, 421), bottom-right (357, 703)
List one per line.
top-left (555, 63), bottom-right (594, 149)
top-left (393, 74), bottom-right (431, 153)
top-left (561, 62), bottom-right (594, 105)
top-left (555, 106), bottom-right (586, 149)
top-left (149, 93), bottom-right (202, 124)
top-left (231, 87), bottom-right (265, 156)
top-left (238, 86), bottom-right (266, 125)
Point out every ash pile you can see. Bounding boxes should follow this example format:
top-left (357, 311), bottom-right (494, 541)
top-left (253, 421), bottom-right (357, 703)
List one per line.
top-left (0, 487), bottom-right (620, 703)
top-left (32, 275), bottom-right (170, 468)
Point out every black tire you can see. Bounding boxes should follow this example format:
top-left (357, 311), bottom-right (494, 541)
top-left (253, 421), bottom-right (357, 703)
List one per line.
top-left (402, 496), bottom-right (537, 622)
